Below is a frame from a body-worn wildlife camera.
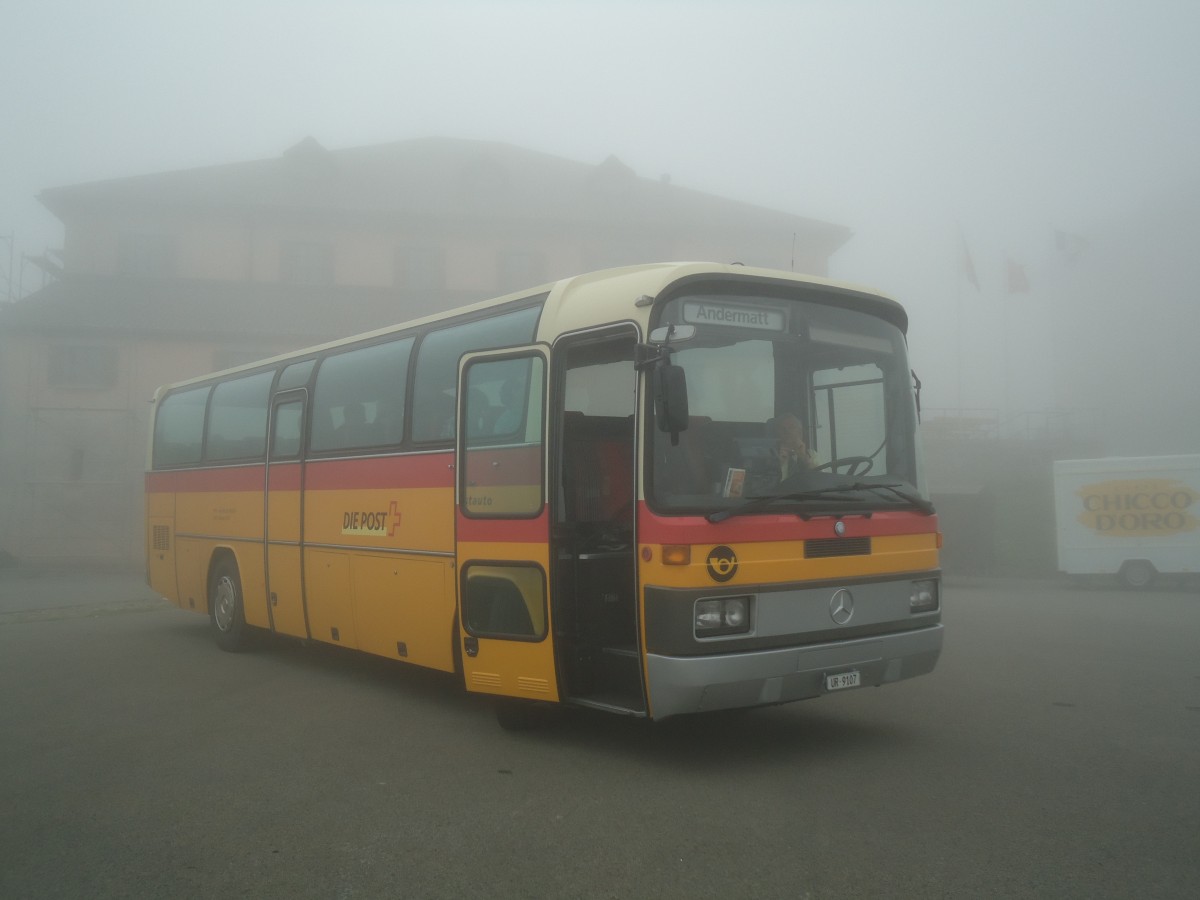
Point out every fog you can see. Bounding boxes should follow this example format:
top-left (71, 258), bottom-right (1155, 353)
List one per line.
top-left (2, 0), bottom-right (1198, 453)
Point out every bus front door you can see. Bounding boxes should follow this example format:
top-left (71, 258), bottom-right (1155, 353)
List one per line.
top-left (455, 347), bottom-right (559, 704)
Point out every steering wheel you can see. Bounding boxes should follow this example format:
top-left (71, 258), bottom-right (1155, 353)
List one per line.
top-left (813, 455), bottom-right (873, 477)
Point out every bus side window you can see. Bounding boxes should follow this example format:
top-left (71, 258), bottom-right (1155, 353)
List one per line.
top-left (311, 337), bottom-right (413, 453)
top-left (466, 388), bottom-right (500, 438)
top-left (271, 401), bottom-right (304, 459)
top-left (153, 385), bottom-right (210, 467)
top-left (205, 371), bottom-right (274, 462)
top-left (411, 305), bottom-right (540, 443)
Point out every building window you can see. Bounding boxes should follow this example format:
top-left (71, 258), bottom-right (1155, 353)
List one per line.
top-left (118, 232), bottom-right (174, 277)
top-left (47, 345), bottom-right (119, 389)
top-left (280, 241), bottom-right (335, 285)
top-left (395, 246), bottom-right (446, 291)
top-left (498, 250), bottom-right (545, 292)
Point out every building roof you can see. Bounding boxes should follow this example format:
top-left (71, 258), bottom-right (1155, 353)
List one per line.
top-left (37, 136), bottom-right (851, 245)
top-left (0, 276), bottom-right (472, 342)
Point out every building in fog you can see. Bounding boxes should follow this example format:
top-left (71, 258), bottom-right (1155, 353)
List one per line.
top-left (918, 184), bottom-right (1200, 576)
top-left (1045, 184), bottom-right (1200, 458)
top-left (0, 136), bottom-right (851, 563)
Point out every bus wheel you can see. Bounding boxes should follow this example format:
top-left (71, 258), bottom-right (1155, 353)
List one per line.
top-left (210, 558), bottom-right (252, 652)
top-left (1118, 560), bottom-right (1156, 590)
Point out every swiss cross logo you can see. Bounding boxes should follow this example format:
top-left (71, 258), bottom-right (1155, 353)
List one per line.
top-left (388, 500), bottom-right (401, 536)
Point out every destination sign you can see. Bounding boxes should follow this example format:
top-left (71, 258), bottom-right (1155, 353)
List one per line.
top-left (681, 300), bottom-right (786, 332)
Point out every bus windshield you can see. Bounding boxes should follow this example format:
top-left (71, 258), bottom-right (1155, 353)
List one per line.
top-left (648, 291), bottom-right (926, 515)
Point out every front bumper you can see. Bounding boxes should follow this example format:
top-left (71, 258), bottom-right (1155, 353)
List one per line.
top-left (645, 623), bottom-right (943, 719)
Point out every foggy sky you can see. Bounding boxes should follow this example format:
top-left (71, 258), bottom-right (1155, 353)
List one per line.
top-left (2, 0), bottom-right (1198, 445)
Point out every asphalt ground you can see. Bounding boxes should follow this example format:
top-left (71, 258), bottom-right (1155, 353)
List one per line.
top-left (1, 566), bottom-right (1198, 899)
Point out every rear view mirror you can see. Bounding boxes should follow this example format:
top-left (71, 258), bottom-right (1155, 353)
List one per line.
top-left (653, 363), bottom-right (689, 438)
top-left (649, 324), bottom-right (696, 344)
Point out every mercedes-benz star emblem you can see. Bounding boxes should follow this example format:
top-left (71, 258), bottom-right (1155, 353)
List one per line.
top-left (834, 520), bottom-right (846, 536)
top-left (829, 589), bottom-right (854, 625)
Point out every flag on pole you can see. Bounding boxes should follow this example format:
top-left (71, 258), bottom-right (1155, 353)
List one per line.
top-left (1006, 257), bottom-right (1030, 293)
top-left (1054, 229), bottom-right (1089, 263)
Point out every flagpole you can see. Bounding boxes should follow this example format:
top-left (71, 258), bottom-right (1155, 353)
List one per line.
top-left (955, 223), bottom-right (978, 412)
top-left (956, 272), bottom-right (964, 410)
top-left (1002, 277), bottom-right (1010, 436)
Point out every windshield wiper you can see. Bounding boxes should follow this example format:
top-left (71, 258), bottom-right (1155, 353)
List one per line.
top-left (707, 487), bottom-right (866, 523)
top-left (707, 482), bottom-right (934, 523)
top-left (834, 481), bottom-right (936, 515)
top-left (812, 481), bottom-right (935, 515)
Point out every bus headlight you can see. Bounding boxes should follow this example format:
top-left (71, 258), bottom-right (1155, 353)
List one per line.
top-left (909, 579), bottom-right (939, 614)
top-left (695, 596), bottom-right (752, 637)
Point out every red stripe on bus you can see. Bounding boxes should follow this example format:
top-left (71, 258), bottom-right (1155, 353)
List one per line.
top-left (305, 454), bottom-right (453, 490)
top-left (265, 463), bottom-right (302, 491)
top-left (145, 466), bottom-right (263, 493)
top-left (636, 504), bottom-right (938, 543)
top-left (145, 453), bottom-right (454, 494)
top-left (461, 445), bottom-right (541, 487)
top-left (456, 509), bottom-right (549, 543)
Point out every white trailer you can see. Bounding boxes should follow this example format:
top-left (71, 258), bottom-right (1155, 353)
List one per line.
top-left (1053, 455), bottom-right (1200, 587)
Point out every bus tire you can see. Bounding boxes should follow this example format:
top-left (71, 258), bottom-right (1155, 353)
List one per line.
top-left (209, 557), bottom-right (252, 652)
top-left (1118, 559), bottom-right (1156, 590)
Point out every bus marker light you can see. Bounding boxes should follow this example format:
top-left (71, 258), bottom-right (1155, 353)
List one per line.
top-left (662, 545), bottom-right (691, 566)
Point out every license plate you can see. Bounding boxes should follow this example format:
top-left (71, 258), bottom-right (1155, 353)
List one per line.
top-left (825, 670), bottom-right (861, 692)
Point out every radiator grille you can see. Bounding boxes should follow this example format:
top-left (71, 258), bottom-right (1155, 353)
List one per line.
top-left (804, 536), bottom-right (871, 558)
top-left (152, 525), bottom-right (171, 552)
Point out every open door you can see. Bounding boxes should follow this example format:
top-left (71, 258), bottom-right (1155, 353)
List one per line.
top-left (455, 346), bottom-right (558, 703)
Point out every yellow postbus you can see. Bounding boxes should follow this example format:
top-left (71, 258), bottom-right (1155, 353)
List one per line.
top-left (146, 262), bottom-right (942, 725)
